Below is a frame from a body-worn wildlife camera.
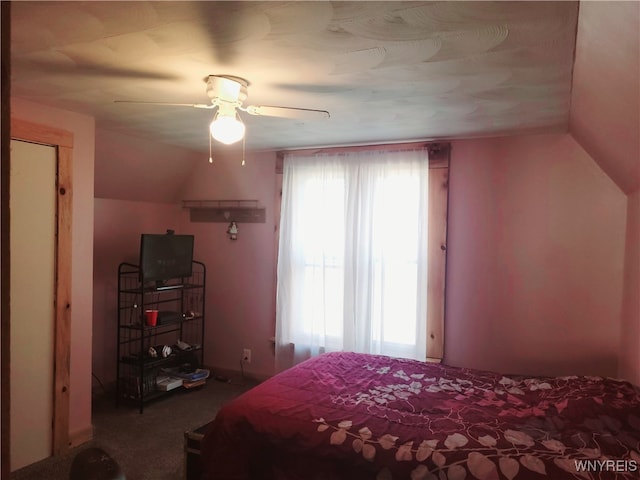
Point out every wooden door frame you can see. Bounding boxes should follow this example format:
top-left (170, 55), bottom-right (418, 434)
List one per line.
top-left (1, 3), bottom-right (11, 476)
top-left (10, 118), bottom-right (73, 458)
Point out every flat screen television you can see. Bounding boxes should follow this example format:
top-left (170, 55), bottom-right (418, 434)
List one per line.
top-left (139, 233), bottom-right (194, 282)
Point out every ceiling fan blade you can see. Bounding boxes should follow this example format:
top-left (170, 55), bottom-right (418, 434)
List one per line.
top-left (14, 58), bottom-right (179, 81)
top-left (244, 105), bottom-right (330, 120)
top-left (114, 100), bottom-right (215, 109)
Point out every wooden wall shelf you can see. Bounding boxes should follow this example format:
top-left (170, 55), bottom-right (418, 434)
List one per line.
top-left (183, 200), bottom-right (266, 223)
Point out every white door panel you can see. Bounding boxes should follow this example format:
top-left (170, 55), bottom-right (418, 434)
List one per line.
top-left (10, 139), bottom-right (56, 471)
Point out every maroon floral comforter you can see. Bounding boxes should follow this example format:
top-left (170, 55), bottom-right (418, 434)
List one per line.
top-left (201, 352), bottom-right (640, 480)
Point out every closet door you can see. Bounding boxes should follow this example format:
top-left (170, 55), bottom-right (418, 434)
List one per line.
top-left (10, 139), bottom-right (56, 470)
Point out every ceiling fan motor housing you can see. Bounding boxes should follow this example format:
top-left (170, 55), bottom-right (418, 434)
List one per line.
top-left (206, 75), bottom-right (249, 106)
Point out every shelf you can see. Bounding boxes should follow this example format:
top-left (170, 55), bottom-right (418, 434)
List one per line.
top-left (119, 283), bottom-right (203, 295)
top-left (182, 199), bottom-right (266, 223)
top-left (121, 346), bottom-right (202, 370)
top-left (117, 260), bottom-right (206, 413)
top-left (119, 315), bottom-right (203, 331)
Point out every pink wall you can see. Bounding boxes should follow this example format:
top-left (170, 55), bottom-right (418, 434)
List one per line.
top-left (90, 131), bottom-right (636, 387)
top-left (95, 129), bottom-right (201, 203)
top-left (92, 199), bottom-right (189, 386)
top-left (92, 150), bottom-right (279, 383)
top-left (444, 133), bottom-right (627, 377)
top-left (620, 190), bottom-right (640, 384)
top-left (11, 98), bottom-right (95, 444)
top-left (92, 127), bottom-right (205, 386)
top-left (179, 151), bottom-right (278, 380)
top-left (568, 0), bottom-right (640, 384)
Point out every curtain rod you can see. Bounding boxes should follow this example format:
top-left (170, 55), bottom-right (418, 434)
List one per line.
top-left (277, 140), bottom-right (449, 158)
top-left (275, 142), bottom-right (451, 173)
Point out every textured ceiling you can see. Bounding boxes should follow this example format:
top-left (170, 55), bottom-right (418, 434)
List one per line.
top-left (11, 1), bottom-right (579, 152)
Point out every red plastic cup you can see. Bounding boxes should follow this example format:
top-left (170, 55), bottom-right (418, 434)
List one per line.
top-left (145, 310), bottom-right (158, 326)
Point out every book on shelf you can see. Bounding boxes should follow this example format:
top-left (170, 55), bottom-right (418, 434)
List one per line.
top-left (183, 378), bottom-right (207, 389)
top-left (159, 367), bottom-right (210, 382)
top-left (156, 376), bottom-right (183, 391)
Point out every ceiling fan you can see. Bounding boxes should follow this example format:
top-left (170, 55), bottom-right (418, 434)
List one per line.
top-left (115, 74), bottom-right (330, 145)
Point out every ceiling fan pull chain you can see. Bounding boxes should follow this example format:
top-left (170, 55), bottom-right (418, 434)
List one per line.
top-left (208, 126), bottom-right (213, 164)
top-left (241, 135), bottom-right (246, 166)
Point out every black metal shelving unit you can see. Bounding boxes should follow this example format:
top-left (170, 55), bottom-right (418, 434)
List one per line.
top-left (116, 261), bottom-right (206, 413)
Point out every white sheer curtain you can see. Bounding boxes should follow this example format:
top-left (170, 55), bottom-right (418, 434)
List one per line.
top-left (275, 148), bottom-right (429, 371)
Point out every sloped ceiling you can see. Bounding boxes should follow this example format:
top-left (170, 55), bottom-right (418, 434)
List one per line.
top-left (569, 1), bottom-right (640, 194)
top-left (11, 1), bottom-right (579, 152)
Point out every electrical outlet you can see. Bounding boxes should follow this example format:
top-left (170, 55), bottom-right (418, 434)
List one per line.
top-left (242, 348), bottom-right (252, 363)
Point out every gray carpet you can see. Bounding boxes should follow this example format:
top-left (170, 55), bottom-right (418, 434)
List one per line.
top-left (11, 374), bottom-right (258, 480)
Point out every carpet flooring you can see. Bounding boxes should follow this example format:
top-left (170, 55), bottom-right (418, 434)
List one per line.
top-left (11, 374), bottom-right (258, 480)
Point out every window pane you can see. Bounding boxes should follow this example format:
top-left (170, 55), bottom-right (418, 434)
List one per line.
top-left (371, 172), bottom-right (422, 347)
top-left (300, 177), bottom-right (345, 341)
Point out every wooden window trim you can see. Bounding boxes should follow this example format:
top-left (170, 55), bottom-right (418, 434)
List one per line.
top-left (426, 144), bottom-right (450, 361)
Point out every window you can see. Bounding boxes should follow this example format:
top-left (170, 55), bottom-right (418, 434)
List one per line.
top-left (275, 145), bottom-right (449, 371)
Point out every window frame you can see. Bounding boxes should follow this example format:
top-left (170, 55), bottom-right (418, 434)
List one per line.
top-left (274, 142), bottom-right (450, 361)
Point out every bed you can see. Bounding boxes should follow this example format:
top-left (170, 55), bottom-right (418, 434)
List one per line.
top-left (200, 351), bottom-right (640, 479)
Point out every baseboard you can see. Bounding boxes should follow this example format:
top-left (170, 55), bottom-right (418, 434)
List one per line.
top-left (69, 425), bottom-right (94, 448)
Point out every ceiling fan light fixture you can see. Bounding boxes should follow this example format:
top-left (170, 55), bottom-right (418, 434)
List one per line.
top-left (210, 112), bottom-right (245, 145)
